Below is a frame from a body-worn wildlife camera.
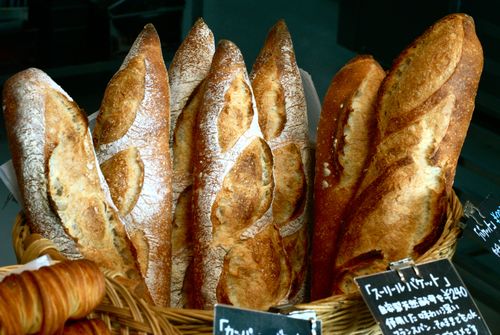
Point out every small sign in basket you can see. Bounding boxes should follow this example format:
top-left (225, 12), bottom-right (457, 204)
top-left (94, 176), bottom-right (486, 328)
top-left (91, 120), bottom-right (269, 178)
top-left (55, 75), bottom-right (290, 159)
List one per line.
top-left (355, 258), bottom-right (491, 335)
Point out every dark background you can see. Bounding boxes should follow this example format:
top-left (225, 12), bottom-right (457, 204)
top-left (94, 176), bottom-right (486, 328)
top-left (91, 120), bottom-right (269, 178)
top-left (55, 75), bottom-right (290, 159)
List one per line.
top-left (0, 0), bottom-right (498, 330)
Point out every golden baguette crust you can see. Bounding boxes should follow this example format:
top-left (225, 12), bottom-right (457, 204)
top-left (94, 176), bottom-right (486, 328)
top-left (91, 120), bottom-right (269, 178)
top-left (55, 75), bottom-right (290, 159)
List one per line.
top-left (250, 19), bottom-right (311, 303)
top-left (169, 18), bottom-right (215, 308)
top-left (2, 68), bottom-right (147, 298)
top-left (311, 55), bottom-right (385, 300)
top-left (93, 24), bottom-right (172, 306)
top-left (333, 13), bottom-right (483, 294)
top-left (192, 40), bottom-right (291, 310)
top-left (0, 260), bottom-right (105, 335)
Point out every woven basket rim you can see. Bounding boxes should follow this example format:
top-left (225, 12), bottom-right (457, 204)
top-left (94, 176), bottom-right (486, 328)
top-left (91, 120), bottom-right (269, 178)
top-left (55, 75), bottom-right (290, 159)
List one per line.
top-left (7, 191), bottom-right (463, 335)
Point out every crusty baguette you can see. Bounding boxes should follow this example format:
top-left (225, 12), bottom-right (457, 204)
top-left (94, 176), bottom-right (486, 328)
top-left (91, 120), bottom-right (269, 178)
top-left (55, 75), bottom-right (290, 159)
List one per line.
top-left (192, 39), bottom-right (291, 310)
top-left (2, 68), bottom-right (80, 260)
top-left (250, 19), bottom-right (311, 303)
top-left (310, 55), bottom-right (385, 300)
top-left (0, 260), bottom-right (105, 335)
top-left (168, 18), bottom-right (215, 308)
top-left (332, 13), bottom-right (483, 294)
top-left (92, 24), bottom-right (172, 307)
top-left (2, 68), bottom-right (147, 299)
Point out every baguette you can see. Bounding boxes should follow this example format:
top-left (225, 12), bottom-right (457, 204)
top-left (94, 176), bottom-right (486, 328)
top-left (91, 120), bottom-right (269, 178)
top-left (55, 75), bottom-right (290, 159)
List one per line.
top-left (310, 55), bottom-right (385, 300)
top-left (332, 13), bottom-right (483, 294)
top-left (169, 18), bottom-right (215, 308)
top-left (0, 260), bottom-right (105, 335)
top-left (2, 68), bottom-right (147, 299)
top-left (93, 24), bottom-right (172, 306)
top-left (192, 40), bottom-right (291, 310)
top-left (250, 19), bottom-right (311, 303)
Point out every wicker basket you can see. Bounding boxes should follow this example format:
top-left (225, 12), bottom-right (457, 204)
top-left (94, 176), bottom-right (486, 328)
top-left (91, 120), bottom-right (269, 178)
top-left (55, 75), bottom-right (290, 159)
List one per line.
top-left (7, 191), bottom-right (463, 335)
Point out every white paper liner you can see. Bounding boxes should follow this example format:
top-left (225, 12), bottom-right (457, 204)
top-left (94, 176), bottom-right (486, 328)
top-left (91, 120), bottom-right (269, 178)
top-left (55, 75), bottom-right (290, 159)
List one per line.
top-left (0, 255), bottom-right (53, 282)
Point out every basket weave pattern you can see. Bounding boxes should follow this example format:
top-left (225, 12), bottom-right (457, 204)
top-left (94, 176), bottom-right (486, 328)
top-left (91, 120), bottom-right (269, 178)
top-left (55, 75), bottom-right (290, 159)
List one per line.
top-left (6, 191), bottom-right (463, 335)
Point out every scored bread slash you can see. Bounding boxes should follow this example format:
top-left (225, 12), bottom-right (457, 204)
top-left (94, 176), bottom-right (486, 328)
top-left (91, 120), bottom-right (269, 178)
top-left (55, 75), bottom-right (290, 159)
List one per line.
top-left (93, 23), bottom-right (173, 307)
top-left (2, 67), bottom-right (148, 301)
top-left (169, 18), bottom-right (215, 308)
top-left (250, 19), bottom-right (313, 305)
top-left (192, 39), bottom-right (291, 310)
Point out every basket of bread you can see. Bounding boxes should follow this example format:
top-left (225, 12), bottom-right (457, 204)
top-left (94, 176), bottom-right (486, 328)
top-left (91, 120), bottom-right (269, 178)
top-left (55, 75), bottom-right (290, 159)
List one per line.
top-left (0, 11), bottom-right (483, 335)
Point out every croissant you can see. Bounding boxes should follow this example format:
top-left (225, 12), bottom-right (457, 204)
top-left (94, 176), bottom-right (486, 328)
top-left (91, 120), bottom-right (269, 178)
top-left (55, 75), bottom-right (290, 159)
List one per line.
top-left (0, 260), bottom-right (105, 335)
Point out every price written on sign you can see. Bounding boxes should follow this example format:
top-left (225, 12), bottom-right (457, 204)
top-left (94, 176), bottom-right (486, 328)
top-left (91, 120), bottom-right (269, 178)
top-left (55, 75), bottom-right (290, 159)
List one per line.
top-left (355, 259), bottom-right (491, 335)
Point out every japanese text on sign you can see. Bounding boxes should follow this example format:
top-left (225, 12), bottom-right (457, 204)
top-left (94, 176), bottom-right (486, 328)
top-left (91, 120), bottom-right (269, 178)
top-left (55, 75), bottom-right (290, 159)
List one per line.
top-left (355, 259), bottom-right (491, 335)
top-left (214, 304), bottom-right (321, 335)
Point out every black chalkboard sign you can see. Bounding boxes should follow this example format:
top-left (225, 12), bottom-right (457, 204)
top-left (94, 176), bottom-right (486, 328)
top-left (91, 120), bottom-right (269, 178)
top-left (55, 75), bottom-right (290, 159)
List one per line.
top-left (355, 258), bottom-right (491, 335)
top-left (214, 304), bottom-right (321, 335)
top-left (463, 196), bottom-right (500, 259)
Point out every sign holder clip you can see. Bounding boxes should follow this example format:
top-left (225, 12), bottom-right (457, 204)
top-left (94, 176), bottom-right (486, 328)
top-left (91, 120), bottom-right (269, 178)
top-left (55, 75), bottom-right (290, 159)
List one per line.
top-left (269, 304), bottom-right (320, 335)
top-left (463, 200), bottom-right (486, 227)
top-left (388, 257), bottom-right (421, 282)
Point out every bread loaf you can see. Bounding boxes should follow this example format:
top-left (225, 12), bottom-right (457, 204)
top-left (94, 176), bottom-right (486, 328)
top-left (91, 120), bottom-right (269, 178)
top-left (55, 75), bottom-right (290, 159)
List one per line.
top-left (92, 24), bottom-right (172, 306)
top-left (192, 40), bottom-right (291, 310)
top-left (332, 13), bottom-right (483, 294)
top-left (310, 55), bottom-right (385, 300)
top-left (2, 68), bottom-right (147, 299)
top-left (169, 18), bottom-right (215, 308)
top-left (0, 260), bottom-right (105, 335)
top-left (250, 19), bottom-right (311, 303)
